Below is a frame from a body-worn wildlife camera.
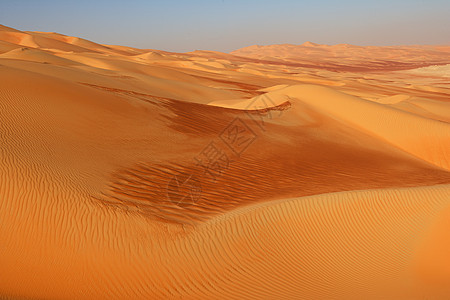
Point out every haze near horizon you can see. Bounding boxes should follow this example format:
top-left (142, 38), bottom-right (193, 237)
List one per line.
top-left (1, 0), bottom-right (450, 52)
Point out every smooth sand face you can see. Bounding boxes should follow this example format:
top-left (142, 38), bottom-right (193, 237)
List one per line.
top-left (0, 24), bottom-right (450, 299)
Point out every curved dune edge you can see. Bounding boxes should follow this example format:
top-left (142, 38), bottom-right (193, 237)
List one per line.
top-left (1, 184), bottom-right (449, 299)
top-left (211, 84), bottom-right (450, 171)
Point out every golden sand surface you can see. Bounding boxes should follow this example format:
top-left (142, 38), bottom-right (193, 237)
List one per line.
top-left (1, 24), bottom-right (450, 299)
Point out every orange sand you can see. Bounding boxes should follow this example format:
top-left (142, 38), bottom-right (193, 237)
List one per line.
top-left (0, 24), bottom-right (450, 299)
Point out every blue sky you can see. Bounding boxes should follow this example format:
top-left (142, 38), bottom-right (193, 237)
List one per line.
top-left (1, 0), bottom-right (449, 52)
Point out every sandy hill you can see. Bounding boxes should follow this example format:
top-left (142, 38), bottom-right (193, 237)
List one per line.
top-left (0, 24), bottom-right (449, 299)
top-left (231, 42), bottom-right (450, 71)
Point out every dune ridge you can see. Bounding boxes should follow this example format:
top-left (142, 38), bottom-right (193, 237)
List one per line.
top-left (211, 85), bottom-right (450, 170)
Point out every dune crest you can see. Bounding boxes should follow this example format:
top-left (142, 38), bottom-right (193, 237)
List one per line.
top-left (218, 84), bottom-right (450, 170)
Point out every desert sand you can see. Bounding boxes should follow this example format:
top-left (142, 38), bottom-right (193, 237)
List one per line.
top-left (0, 24), bottom-right (450, 299)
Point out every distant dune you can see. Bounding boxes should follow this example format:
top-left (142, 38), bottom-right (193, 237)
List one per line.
top-left (231, 42), bottom-right (450, 72)
top-left (0, 24), bottom-right (449, 299)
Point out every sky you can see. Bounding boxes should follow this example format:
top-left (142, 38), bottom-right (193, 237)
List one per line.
top-left (1, 0), bottom-right (450, 53)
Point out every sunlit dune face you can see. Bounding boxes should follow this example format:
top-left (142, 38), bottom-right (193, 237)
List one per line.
top-left (0, 24), bottom-right (450, 299)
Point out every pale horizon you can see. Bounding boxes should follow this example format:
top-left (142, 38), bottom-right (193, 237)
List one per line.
top-left (1, 0), bottom-right (450, 52)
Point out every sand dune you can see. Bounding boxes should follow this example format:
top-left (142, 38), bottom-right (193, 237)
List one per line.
top-left (0, 47), bottom-right (81, 65)
top-left (408, 64), bottom-right (450, 78)
top-left (211, 85), bottom-right (450, 170)
top-left (0, 25), bottom-right (450, 299)
top-left (134, 51), bottom-right (177, 61)
top-left (0, 40), bottom-right (21, 54)
top-left (232, 43), bottom-right (450, 71)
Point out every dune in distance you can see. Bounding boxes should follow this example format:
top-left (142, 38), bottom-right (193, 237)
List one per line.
top-left (0, 23), bottom-right (450, 299)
